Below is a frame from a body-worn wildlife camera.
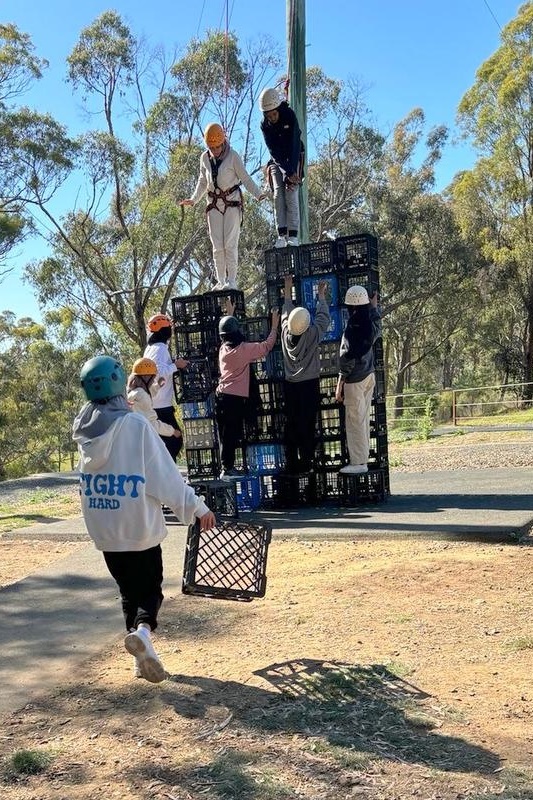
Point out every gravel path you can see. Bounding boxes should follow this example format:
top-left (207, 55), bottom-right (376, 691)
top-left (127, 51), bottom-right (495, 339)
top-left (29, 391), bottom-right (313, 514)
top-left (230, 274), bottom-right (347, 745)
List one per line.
top-left (0, 472), bottom-right (79, 504)
top-left (393, 440), bottom-right (533, 472)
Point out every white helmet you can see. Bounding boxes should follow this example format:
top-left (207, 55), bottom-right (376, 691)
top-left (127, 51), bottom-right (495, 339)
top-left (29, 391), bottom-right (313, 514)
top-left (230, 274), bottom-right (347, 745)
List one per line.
top-left (344, 285), bottom-right (369, 306)
top-left (260, 87), bottom-right (281, 112)
top-left (287, 306), bottom-right (311, 336)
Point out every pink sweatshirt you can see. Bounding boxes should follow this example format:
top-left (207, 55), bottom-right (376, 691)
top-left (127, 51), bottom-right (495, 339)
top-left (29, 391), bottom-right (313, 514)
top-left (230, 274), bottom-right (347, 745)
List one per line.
top-left (218, 327), bottom-right (277, 397)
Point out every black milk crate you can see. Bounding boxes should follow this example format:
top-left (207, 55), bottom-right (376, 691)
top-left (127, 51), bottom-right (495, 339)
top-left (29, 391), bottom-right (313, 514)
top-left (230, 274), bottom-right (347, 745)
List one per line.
top-left (374, 366), bottom-right (386, 398)
top-left (186, 447), bottom-right (220, 479)
top-left (259, 473), bottom-right (276, 507)
top-left (182, 517), bottom-right (272, 601)
top-left (207, 352), bottom-right (220, 382)
top-left (338, 468), bottom-right (388, 506)
top-left (190, 479), bottom-right (238, 518)
top-left (253, 349), bottom-right (284, 382)
top-left (246, 316), bottom-right (270, 342)
top-left (336, 233), bottom-right (378, 269)
top-left (256, 379), bottom-right (285, 413)
top-left (173, 357), bottom-right (214, 402)
top-left (245, 411), bottom-right (285, 443)
top-left (173, 327), bottom-right (206, 358)
top-left (171, 294), bottom-right (205, 328)
top-left (202, 290), bottom-right (246, 323)
top-left (299, 240), bottom-right (337, 275)
top-left (271, 472), bottom-right (317, 508)
top-left (181, 396), bottom-right (215, 420)
top-left (338, 269), bottom-right (380, 300)
top-left (183, 417), bottom-right (217, 448)
top-left (371, 398), bottom-right (387, 429)
top-left (315, 468), bottom-right (341, 501)
top-left (315, 438), bottom-right (347, 469)
top-left (319, 375), bottom-right (339, 407)
top-left (264, 246), bottom-right (301, 280)
top-left (319, 341), bottom-right (339, 375)
top-left (318, 405), bottom-right (345, 438)
top-left (233, 447), bottom-right (247, 472)
top-left (246, 443), bottom-right (285, 473)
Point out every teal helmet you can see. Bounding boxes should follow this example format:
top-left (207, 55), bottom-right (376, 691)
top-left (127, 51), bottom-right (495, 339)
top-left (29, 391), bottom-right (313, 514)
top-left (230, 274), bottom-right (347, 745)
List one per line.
top-left (218, 315), bottom-right (240, 336)
top-left (80, 355), bottom-right (127, 401)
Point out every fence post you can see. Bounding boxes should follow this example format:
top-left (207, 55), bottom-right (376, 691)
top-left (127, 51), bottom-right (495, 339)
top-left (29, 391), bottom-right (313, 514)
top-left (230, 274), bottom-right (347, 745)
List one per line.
top-left (452, 390), bottom-right (457, 426)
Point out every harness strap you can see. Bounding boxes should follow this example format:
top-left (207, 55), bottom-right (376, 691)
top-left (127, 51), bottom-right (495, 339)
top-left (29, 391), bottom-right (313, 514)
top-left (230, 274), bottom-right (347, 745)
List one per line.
top-left (205, 184), bottom-right (243, 215)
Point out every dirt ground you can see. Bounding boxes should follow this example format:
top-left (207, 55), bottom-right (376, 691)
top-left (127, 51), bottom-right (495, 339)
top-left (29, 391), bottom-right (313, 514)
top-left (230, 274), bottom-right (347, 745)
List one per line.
top-left (2, 533), bottom-right (533, 799)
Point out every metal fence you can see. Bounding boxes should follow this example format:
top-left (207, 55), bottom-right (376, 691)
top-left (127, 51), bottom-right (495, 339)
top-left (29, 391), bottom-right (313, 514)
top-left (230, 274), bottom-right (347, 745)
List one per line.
top-left (386, 381), bottom-right (533, 429)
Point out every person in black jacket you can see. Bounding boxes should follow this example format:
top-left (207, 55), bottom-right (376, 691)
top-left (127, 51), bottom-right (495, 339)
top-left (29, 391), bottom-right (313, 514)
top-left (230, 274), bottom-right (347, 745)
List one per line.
top-left (335, 286), bottom-right (381, 475)
top-left (259, 87), bottom-right (304, 248)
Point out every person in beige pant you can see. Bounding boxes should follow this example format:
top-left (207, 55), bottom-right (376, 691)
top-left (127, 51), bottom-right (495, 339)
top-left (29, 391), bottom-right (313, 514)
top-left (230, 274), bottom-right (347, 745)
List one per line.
top-left (336, 286), bottom-right (382, 475)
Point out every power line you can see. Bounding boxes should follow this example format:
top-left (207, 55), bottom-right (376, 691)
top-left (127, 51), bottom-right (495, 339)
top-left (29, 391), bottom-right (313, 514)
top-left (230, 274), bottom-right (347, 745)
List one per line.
top-left (482, 0), bottom-right (502, 31)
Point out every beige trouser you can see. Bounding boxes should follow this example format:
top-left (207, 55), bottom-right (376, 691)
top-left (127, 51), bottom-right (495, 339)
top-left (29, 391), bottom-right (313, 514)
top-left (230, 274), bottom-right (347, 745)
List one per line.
top-left (343, 373), bottom-right (375, 466)
top-left (207, 205), bottom-right (241, 284)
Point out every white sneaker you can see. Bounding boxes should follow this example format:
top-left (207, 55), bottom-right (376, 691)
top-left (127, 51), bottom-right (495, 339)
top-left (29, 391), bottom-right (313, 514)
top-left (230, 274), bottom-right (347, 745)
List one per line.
top-left (124, 628), bottom-right (166, 683)
top-left (339, 464), bottom-right (368, 475)
top-left (213, 282), bottom-right (225, 291)
top-left (275, 236), bottom-right (287, 248)
top-left (287, 236), bottom-right (299, 246)
top-left (227, 279), bottom-right (238, 290)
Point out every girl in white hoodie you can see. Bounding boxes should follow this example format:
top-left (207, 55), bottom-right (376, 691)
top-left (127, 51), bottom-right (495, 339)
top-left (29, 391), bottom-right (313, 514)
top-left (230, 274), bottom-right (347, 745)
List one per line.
top-left (73, 355), bottom-right (215, 684)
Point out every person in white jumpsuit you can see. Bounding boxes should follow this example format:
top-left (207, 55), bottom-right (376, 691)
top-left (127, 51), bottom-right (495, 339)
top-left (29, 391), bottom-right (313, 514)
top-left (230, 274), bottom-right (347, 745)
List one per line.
top-left (180, 122), bottom-right (267, 291)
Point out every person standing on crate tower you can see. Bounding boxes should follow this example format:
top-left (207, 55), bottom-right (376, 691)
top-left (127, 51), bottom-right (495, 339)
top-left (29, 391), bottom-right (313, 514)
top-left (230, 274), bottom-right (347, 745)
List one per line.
top-left (73, 355), bottom-right (215, 683)
top-left (336, 286), bottom-right (381, 475)
top-left (216, 300), bottom-right (280, 479)
top-left (281, 275), bottom-right (330, 474)
top-left (143, 313), bottom-right (188, 463)
top-left (179, 123), bottom-right (268, 291)
top-left (259, 87), bottom-right (304, 248)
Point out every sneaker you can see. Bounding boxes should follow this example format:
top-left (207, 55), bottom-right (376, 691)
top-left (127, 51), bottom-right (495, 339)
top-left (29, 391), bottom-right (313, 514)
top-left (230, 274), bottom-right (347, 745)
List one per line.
top-left (287, 236), bottom-right (299, 246)
top-left (274, 236), bottom-right (287, 248)
top-left (133, 657), bottom-right (142, 678)
top-left (227, 279), bottom-right (238, 290)
top-left (124, 628), bottom-right (166, 684)
top-left (339, 464), bottom-right (368, 475)
top-left (212, 282), bottom-right (225, 291)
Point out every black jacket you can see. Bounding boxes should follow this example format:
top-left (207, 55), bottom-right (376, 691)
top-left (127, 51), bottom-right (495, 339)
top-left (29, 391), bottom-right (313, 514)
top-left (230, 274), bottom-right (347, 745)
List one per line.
top-left (260, 101), bottom-right (304, 177)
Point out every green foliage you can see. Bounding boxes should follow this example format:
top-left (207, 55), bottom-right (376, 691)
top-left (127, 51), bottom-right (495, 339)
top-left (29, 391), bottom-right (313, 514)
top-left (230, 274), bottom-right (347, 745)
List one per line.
top-left (3, 749), bottom-right (52, 779)
top-left (416, 396), bottom-right (437, 441)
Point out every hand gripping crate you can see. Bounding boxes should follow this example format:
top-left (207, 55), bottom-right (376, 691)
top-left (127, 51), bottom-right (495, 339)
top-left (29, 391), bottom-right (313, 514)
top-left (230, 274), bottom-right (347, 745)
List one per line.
top-left (183, 517), bottom-right (272, 602)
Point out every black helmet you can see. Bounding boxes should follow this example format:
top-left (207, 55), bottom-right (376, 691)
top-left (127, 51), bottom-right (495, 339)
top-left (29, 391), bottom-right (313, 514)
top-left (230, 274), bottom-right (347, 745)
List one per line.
top-left (218, 315), bottom-right (240, 336)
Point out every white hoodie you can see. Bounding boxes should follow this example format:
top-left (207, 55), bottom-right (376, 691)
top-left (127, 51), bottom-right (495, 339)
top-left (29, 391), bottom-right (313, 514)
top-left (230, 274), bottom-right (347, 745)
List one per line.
top-left (73, 409), bottom-right (208, 552)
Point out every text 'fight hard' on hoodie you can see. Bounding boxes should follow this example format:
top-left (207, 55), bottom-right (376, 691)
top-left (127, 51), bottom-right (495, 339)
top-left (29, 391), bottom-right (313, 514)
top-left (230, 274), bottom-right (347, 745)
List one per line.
top-left (72, 399), bottom-right (208, 552)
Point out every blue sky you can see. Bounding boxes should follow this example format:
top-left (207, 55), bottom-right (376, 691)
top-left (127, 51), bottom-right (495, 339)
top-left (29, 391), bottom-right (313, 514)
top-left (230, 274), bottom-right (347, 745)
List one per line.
top-left (2, 0), bottom-right (523, 320)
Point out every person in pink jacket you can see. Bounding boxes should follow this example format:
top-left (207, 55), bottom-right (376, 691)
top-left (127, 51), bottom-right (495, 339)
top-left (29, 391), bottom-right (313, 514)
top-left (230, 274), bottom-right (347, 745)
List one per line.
top-left (215, 302), bottom-right (280, 478)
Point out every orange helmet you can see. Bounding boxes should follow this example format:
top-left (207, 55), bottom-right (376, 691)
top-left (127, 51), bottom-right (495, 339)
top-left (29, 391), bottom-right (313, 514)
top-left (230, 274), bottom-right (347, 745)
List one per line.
top-left (131, 357), bottom-right (157, 376)
top-left (147, 313), bottom-right (172, 332)
top-left (204, 122), bottom-right (225, 149)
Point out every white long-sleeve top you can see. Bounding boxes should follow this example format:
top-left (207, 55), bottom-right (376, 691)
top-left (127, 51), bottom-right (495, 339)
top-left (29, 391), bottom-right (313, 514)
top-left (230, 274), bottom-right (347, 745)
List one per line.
top-left (73, 411), bottom-right (209, 552)
top-left (143, 341), bottom-right (176, 409)
top-left (190, 148), bottom-right (263, 206)
top-left (127, 387), bottom-right (175, 437)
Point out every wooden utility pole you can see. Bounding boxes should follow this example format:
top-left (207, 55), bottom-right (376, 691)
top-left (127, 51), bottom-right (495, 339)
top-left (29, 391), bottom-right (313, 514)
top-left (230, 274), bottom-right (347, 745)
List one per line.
top-left (287, 0), bottom-right (309, 244)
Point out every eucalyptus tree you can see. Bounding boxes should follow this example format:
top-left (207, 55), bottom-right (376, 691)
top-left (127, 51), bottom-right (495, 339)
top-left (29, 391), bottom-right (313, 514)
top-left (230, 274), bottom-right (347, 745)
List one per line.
top-left (26, 13), bottom-right (281, 350)
top-left (454, 1), bottom-right (533, 395)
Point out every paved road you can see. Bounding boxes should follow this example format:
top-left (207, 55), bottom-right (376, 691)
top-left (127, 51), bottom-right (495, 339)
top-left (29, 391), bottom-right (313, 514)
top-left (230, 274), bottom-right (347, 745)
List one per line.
top-left (1, 467), bottom-right (533, 717)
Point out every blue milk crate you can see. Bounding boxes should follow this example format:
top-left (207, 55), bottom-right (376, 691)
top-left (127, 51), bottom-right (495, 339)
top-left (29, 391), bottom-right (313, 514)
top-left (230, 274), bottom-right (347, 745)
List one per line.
top-left (300, 274), bottom-right (339, 310)
top-left (181, 396), bottom-right (215, 420)
top-left (246, 443), bottom-right (286, 473)
top-left (235, 475), bottom-right (262, 511)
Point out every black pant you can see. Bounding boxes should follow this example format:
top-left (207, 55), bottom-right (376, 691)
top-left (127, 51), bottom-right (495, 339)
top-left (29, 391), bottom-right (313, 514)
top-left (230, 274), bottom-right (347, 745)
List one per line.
top-left (155, 406), bottom-right (182, 462)
top-left (104, 545), bottom-right (164, 632)
top-left (284, 377), bottom-right (320, 473)
top-left (215, 393), bottom-right (247, 470)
